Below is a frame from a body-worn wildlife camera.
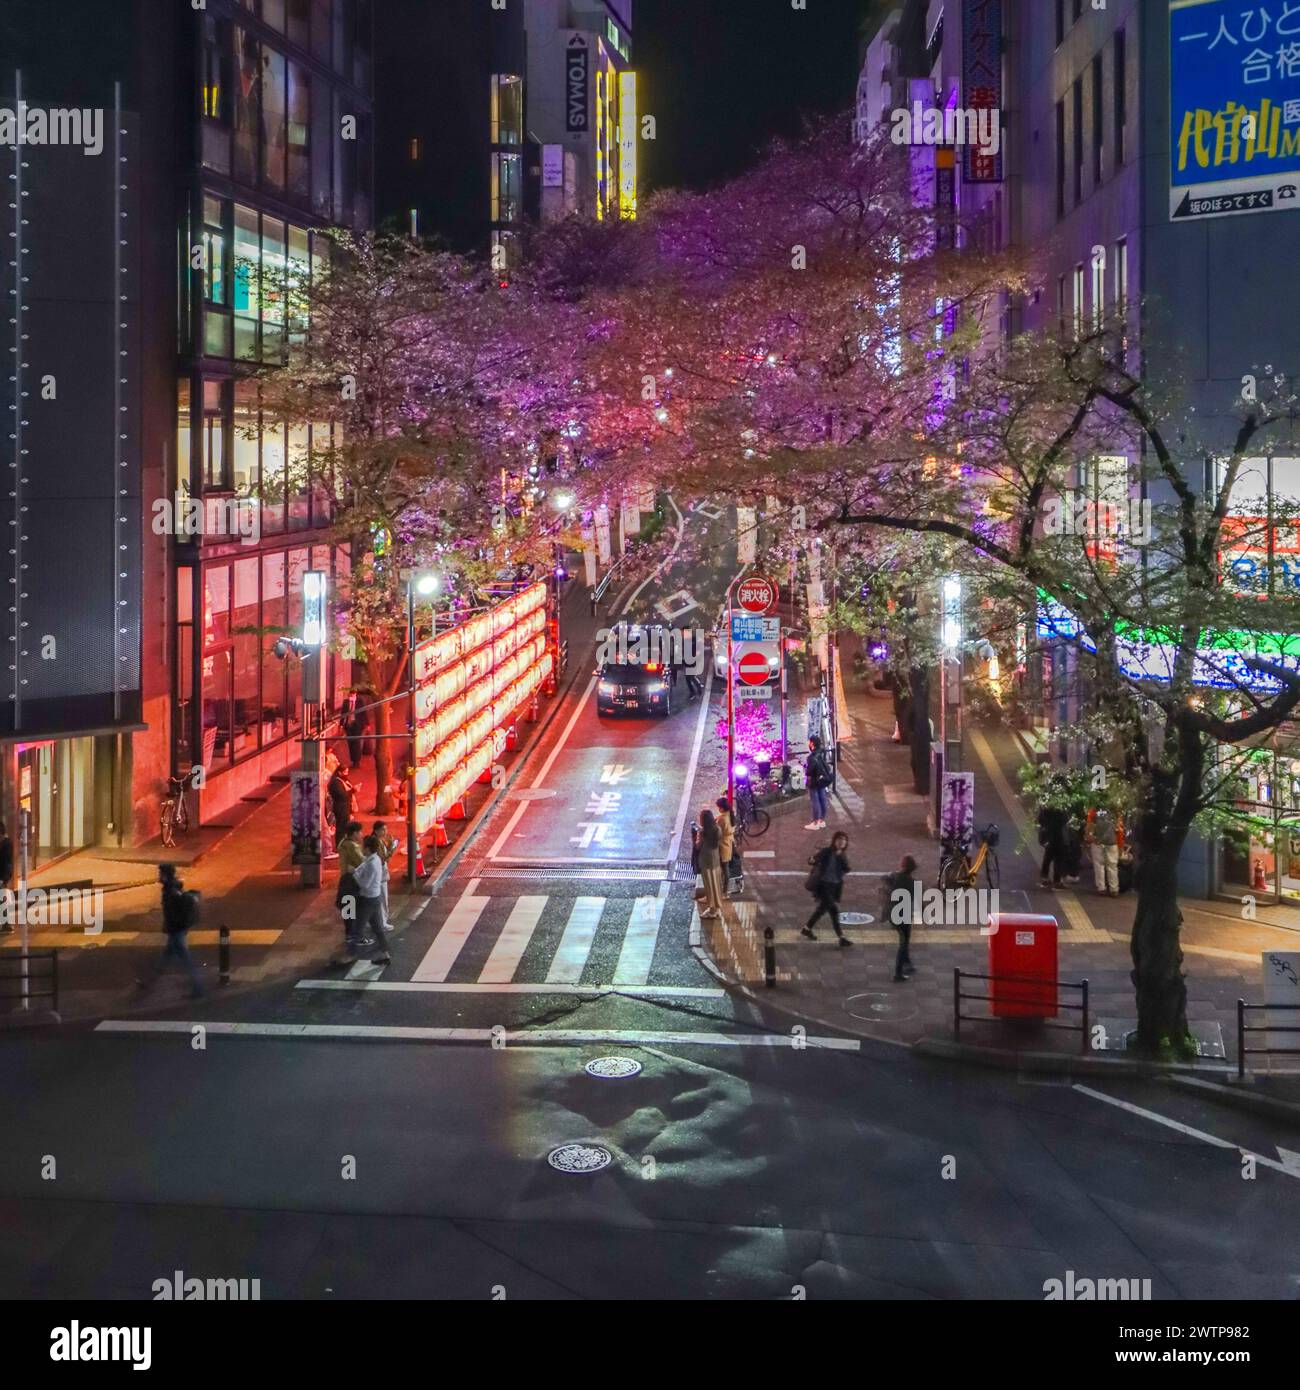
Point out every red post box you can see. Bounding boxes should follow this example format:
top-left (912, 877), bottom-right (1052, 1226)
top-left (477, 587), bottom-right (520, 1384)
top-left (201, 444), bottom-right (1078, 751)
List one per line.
top-left (988, 913), bottom-right (1058, 1018)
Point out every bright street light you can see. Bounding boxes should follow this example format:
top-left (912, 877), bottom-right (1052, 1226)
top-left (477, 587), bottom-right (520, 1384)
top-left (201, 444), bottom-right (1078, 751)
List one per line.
top-left (415, 573), bottom-right (440, 597)
top-left (551, 490), bottom-right (575, 511)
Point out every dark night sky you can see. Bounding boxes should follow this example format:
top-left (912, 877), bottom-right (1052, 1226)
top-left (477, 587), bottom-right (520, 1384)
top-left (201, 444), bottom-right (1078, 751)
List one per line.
top-left (635, 0), bottom-right (881, 194)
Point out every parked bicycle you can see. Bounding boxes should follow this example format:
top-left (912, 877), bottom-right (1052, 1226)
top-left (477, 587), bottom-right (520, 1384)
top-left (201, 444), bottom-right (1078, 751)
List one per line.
top-left (938, 822), bottom-right (1000, 890)
top-left (160, 774), bottom-right (191, 849)
top-left (734, 780), bottom-right (771, 842)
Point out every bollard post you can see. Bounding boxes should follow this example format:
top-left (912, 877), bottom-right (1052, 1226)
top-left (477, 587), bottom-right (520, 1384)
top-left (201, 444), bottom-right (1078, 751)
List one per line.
top-left (1081, 978), bottom-right (1089, 1055)
top-left (953, 967), bottom-right (961, 1040)
top-left (763, 925), bottom-right (776, 988)
top-left (219, 924), bottom-right (230, 986)
top-left (1237, 998), bottom-right (1246, 1082)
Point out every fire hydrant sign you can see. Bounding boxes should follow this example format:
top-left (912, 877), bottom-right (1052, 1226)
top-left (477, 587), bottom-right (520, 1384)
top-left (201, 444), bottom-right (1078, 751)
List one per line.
top-left (737, 575), bottom-right (777, 614)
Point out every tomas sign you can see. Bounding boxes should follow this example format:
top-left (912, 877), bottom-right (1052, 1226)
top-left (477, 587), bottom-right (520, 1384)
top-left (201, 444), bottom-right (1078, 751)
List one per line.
top-left (1170, 0), bottom-right (1300, 221)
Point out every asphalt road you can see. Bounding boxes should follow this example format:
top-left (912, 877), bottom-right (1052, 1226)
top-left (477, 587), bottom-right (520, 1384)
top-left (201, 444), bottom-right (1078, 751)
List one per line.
top-left (2, 500), bottom-right (1299, 1301)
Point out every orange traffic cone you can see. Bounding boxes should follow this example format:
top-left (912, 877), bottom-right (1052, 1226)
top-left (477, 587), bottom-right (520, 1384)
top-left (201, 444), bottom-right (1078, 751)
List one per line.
top-left (1253, 858), bottom-right (1268, 891)
top-left (433, 820), bottom-right (449, 847)
top-left (413, 844), bottom-right (427, 879)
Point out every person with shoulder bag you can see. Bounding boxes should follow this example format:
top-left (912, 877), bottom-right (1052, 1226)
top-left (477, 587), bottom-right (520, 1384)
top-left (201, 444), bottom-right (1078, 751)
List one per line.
top-left (802, 832), bottom-right (852, 947)
top-left (882, 853), bottom-right (918, 982)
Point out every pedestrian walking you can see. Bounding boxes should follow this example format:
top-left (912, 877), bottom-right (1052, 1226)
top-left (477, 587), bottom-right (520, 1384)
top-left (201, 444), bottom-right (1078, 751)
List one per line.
top-left (802, 832), bottom-right (852, 946)
top-left (0, 819), bottom-right (12, 933)
top-left (882, 853), bottom-right (918, 981)
top-left (804, 735), bottom-right (833, 830)
top-left (1037, 790), bottom-right (1069, 888)
top-left (1086, 804), bottom-right (1120, 896)
top-left (696, 809), bottom-right (725, 920)
top-left (343, 835), bottom-right (391, 965)
top-left (715, 796), bottom-right (743, 896)
top-left (332, 821), bottom-right (364, 958)
top-left (372, 820), bottom-right (397, 929)
top-left (137, 863), bottom-right (204, 998)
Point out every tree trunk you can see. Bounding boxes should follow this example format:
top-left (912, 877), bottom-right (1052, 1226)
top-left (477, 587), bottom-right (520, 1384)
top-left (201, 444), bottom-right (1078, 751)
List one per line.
top-left (1130, 833), bottom-right (1192, 1055)
top-left (367, 655), bottom-right (398, 816)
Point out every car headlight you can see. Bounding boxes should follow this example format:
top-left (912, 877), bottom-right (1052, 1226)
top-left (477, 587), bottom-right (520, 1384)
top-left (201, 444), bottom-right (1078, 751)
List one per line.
top-left (598, 682), bottom-right (614, 695)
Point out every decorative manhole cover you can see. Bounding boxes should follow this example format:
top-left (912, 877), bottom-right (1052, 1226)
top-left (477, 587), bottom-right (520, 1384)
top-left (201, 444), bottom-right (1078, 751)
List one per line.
top-left (585, 1056), bottom-right (642, 1079)
top-left (839, 912), bottom-right (874, 926)
top-left (506, 788), bottom-right (558, 802)
top-left (845, 991), bottom-right (917, 1022)
top-left (547, 1143), bottom-right (614, 1174)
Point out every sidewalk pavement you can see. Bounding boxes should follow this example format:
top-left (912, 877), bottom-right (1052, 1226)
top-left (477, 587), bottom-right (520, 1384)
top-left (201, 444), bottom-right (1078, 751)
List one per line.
top-left (1, 580), bottom-right (598, 1024)
top-left (692, 651), bottom-right (1300, 1081)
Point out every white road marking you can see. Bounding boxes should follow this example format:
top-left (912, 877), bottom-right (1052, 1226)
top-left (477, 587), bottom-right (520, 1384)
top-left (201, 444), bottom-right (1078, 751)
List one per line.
top-left (95, 1020), bottom-right (859, 1049)
top-left (546, 896), bottom-right (605, 983)
top-left (486, 676), bottom-right (597, 860)
top-left (1073, 1084), bottom-right (1300, 1179)
top-left (295, 979), bottom-right (725, 998)
top-left (411, 890), bottom-right (489, 982)
top-left (613, 895), bottom-right (665, 985)
top-left (667, 664), bottom-right (716, 864)
top-left (570, 822), bottom-right (615, 848)
top-left (599, 764), bottom-right (632, 785)
top-left (478, 895), bottom-right (547, 984)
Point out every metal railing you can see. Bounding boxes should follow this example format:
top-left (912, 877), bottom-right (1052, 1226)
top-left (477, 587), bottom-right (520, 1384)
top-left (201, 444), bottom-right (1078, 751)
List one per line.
top-left (1236, 999), bottom-right (1300, 1080)
top-left (953, 967), bottom-right (1090, 1053)
top-left (0, 948), bottom-right (58, 1013)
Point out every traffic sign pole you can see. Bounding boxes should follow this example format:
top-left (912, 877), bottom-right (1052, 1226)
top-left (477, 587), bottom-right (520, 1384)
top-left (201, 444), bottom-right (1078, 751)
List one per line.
top-left (727, 582), bottom-right (735, 808)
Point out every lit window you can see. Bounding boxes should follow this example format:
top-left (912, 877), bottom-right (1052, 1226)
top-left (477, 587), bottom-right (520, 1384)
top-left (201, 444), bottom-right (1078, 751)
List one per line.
top-left (490, 74), bottom-right (523, 145)
top-left (409, 137), bottom-right (420, 161)
top-left (491, 152), bottom-right (522, 223)
top-left (1072, 264), bottom-right (1085, 339)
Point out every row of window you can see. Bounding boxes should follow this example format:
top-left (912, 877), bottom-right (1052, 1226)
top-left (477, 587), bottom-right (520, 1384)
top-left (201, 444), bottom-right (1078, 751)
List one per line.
top-left (1055, 28), bottom-right (1127, 217)
top-left (1058, 238), bottom-right (1129, 338)
top-left (176, 544), bottom-right (349, 773)
top-left (201, 17), bottom-right (371, 226)
top-left (234, 0), bottom-right (372, 89)
top-left (178, 377), bottom-right (339, 536)
top-left (188, 196), bottom-right (331, 365)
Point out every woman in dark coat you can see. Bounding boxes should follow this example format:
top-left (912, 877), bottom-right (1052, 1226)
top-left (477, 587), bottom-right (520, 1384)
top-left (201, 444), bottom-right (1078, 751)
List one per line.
top-left (802, 831), bottom-right (852, 946)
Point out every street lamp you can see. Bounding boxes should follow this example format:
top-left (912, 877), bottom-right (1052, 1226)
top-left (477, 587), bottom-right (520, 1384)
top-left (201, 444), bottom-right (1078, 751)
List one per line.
top-left (297, 570), bottom-right (328, 888)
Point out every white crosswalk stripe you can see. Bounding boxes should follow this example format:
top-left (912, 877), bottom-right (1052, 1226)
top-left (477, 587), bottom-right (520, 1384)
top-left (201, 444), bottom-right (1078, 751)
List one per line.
top-left (411, 890), bottom-right (489, 983)
top-left (382, 889), bottom-right (675, 990)
top-left (613, 895), bottom-right (665, 985)
top-left (546, 896), bottom-right (605, 983)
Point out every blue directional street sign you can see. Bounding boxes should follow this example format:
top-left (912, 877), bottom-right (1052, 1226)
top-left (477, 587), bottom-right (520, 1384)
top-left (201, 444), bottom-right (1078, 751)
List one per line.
top-left (731, 615), bottom-right (780, 643)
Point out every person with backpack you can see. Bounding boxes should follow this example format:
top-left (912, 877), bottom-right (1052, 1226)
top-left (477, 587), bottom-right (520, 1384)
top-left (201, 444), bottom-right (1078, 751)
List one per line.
top-left (1086, 803), bottom-right (1120, 896)
top-left (882, 853), bottom-right (918, 981)
top-left (802, 832), bottom-right (852, 947)
top-left (805, 735), bottom-right (833, 830)
top-left (138, 863), bottom-right (203, 998)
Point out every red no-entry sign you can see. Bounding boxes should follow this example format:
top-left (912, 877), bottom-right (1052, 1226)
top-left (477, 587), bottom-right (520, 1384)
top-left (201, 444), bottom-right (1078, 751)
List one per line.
top-left (737, 651), bottom-right (770, 686)
top-left (737, 575), bottom-right (777, 614)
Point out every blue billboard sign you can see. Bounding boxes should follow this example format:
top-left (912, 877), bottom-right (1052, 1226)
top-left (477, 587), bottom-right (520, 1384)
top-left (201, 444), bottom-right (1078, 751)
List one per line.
top-left (1171, 0), bottom-right (1300, 221)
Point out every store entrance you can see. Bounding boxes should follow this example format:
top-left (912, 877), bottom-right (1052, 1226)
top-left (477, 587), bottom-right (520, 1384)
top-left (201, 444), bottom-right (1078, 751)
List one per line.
top-left (15, 738), bottom-right (96, 874)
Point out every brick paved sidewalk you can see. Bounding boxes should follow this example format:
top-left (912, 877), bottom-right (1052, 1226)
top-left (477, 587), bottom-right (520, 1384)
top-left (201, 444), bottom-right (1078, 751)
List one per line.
top-left (691, 659), bottom-right (1300, 1068)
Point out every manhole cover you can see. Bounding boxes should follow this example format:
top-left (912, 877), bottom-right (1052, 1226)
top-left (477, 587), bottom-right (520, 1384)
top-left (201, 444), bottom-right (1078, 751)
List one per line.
top-left (845, 991), bottom-right (918, 1022)
top-left (839, 912), bottom-right (874, 926)
top-left (547, 1143), bottom-right (614, 1174)
top-left (585, 1056), bottom-right (642, 1079)
top-left (506, 788), bottom-right (558, 802)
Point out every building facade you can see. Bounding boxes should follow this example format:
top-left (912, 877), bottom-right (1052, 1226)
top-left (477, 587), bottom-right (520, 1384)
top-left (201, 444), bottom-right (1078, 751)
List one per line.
top-left (0, 0), bottom-right (372, 866)
top-left (858, 0), bottom-right (1300, 904)
top-left (376, 0), bottom-right (636, 263)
